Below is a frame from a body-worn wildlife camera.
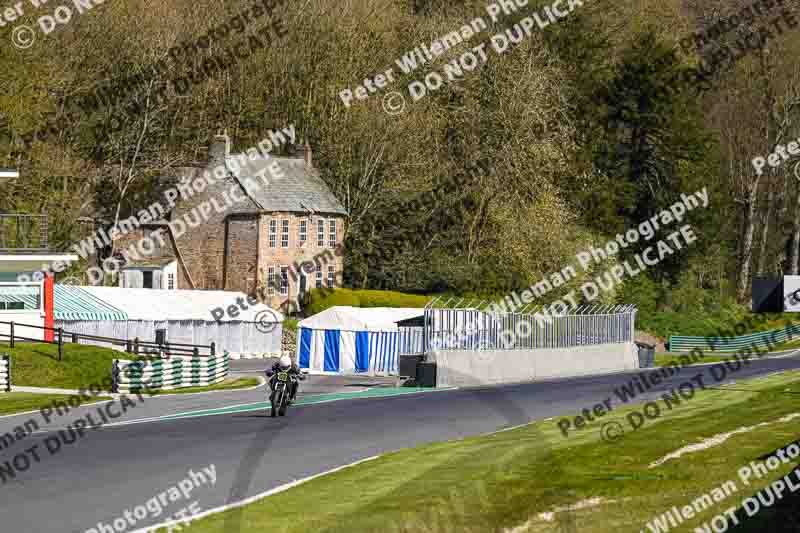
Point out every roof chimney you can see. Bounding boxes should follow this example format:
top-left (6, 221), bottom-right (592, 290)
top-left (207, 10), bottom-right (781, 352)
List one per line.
top-left (304, 140), bottom-right (312, 168)
top-left (209, 130), bottom-right (231, 161)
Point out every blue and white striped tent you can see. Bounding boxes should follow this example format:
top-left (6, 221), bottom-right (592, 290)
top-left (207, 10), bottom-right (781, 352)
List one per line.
top-left (297, 307), bottom-right (425, 375)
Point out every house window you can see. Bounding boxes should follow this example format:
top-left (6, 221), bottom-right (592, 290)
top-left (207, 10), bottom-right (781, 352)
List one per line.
top-left (327, 265), bottom-right (335, 288)
top-left (317, 219), bottom-right (325, 247)
top-left (269, 219), bottom-right (277, 248)
top-left (281, 219), bottom-right (289, 248)
top-left (142, 271), bottom-right (153, 289)
top-left (316, 264), bottom-right (323, 289)
top-left (328, 219), bottom-right (336, 249)
top-left (267, 266), bottom-right (276, 295)
top-left (280, 266), bottom-right (289, 296)
top-left (299, 220), bottom-right (307, 246)
top-left (167, 273), bottom-right (175, 290)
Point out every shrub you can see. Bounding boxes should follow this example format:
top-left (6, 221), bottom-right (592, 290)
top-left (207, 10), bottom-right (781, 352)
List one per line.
top-left (303, 288), bottom-right (362, 316)
top-left (302, 288), bottom-right (429, 316)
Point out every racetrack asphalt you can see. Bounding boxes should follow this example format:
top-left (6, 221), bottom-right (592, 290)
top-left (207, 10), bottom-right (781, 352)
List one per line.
top-left (1, 352), bottom-right (799, 533)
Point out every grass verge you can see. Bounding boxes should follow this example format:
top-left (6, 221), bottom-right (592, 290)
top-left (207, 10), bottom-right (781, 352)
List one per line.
top-left (3, 342), bottom-right (125, 390)
top-left (144, 377), bottom-right (260, 396)
top-left (0, 392), bottom-right (112, 416)
top-left (176, 370), bottom-right (800, 533)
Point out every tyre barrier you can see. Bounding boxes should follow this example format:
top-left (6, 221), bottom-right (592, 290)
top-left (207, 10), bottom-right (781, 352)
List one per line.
top-left (0, 355), bottom-right (9, 392)
top-left (113, 352), bottom-right (230, 393)
top-left (668, 323), bottom-right (800, 353)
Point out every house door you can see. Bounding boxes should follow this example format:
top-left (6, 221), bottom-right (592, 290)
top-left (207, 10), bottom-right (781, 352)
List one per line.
top-left (299, 272), bottom-right (307, 298)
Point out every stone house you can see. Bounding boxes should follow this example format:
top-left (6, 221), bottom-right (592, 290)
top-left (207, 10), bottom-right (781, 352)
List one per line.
top-left (113, 134), bottom-right (347, 312)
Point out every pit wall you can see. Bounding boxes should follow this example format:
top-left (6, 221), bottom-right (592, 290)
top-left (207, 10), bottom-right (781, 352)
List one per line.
top-left (431, 342), bottom-right (639, 388)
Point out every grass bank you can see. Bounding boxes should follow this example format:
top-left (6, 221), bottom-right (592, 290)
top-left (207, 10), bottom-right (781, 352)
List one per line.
top-left (3, 343), bottom-right (257, 395)
top-left (144, 377), bottom-right (260, 396)
top-left (4, 342), bottom-right (124, 390)
top-left (0, 392), bottom-right (112, 416)
top-left (177, 371), bottom-right (800, 533)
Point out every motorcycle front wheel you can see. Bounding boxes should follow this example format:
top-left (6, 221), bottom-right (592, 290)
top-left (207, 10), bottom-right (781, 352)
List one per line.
top-left (278, 388), bottom-right (288, 416)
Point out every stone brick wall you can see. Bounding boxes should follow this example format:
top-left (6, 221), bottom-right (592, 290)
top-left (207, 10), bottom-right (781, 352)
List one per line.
top-left (256, 212), bottom-right (345, 311)
top-left (169, 166), bottom-right (253, 290)
top-left (224, 215), bottom-right (259, 294)
top-left (282, 327), bottom-right (297, 355)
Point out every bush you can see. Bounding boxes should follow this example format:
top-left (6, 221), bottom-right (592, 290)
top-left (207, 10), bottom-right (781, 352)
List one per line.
top-left (303, 288), bottom-right (429, 316)
top-left (303, 288), bottom-right (361, 316)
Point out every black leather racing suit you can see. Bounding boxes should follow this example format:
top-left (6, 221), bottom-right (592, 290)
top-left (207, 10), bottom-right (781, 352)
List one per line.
top-left (266, 362), bottom-right (304, 402)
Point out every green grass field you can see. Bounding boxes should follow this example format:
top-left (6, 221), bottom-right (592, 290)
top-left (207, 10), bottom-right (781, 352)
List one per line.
top-left (0, 392), bottom-right (113, 416)
top-left (4, 342), bottom-right (125, 390)
top-left (176, 370), bottom-right (800, 533)
top-left (144, 377), bottom-right (260, 396)
top-left (2, 343), bottom-right (256, 395)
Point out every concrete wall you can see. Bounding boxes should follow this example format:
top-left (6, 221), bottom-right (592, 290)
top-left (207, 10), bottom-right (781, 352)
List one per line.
top-left (431, 342), bottom-right (639, 388)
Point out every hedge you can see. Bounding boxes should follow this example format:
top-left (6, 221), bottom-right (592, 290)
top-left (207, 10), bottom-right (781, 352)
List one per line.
top-left (302, 288), bottom-right (429, 316)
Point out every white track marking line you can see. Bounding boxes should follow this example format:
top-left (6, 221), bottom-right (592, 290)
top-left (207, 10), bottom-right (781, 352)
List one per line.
top-left (129, 456), bottom-right (382, 533)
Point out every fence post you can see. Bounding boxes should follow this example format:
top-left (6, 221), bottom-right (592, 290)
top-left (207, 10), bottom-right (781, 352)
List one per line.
top-left (57, 327), bottom-right (63, 361)
top-left (71, 332), bottom-right (78, 344)
top-left (134, 337), bottom-right (139, 355)
top-left (126, 339), bottom-right (132, 353)
top-left (9, 321), bottom-right (14, 349)
top-left (210, 342), bottom-right (216, 357)
top-left (193, 347), bottom-right (199, 358)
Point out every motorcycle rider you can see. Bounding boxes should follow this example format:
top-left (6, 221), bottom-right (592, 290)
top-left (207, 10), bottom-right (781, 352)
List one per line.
top-left (265, 355), bottom-right (304, 404)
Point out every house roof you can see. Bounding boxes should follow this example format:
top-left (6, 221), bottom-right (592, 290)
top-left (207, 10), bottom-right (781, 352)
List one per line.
top-left (226, 156), bottom-right (347, 216)
top-left (120, 257), bottom-right (176, 269)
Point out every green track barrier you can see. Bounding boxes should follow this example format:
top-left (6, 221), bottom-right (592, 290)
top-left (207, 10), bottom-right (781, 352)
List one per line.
top-left (669, 324), bottom-right (800, 353)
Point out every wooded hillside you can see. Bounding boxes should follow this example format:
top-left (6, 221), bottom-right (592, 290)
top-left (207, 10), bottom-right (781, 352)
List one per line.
top-left (1, 0), bottom-right (798, 316)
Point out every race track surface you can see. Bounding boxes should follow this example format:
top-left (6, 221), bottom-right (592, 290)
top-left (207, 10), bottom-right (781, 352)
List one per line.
top-left (1, 353), bottom-right (799, 533)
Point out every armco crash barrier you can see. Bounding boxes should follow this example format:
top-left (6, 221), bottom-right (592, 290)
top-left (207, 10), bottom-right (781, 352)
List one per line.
top-left (0, 355), bottom-right (9, 392)
top-left (430, 343), bottom-right (640, 388)
top-left (669, 323), bottom-right (800, 353)
top-left (113, 352), bottom-right (230, 393)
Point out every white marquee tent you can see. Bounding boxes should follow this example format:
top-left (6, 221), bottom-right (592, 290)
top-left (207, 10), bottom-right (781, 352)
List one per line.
top-left (296, 306), bottom-right (425, 375)
top-left (54, 286), bottom-right (284, 357)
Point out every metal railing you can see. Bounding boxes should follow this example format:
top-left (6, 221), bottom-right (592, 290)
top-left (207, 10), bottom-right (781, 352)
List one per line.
top-left (0, 214), bottom-right (48, 251)
top-left (423, 297), bottom-right (636, 352)
top-left (0, 320), bottom-right (216, 360)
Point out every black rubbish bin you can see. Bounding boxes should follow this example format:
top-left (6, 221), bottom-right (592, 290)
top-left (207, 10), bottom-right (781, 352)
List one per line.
top-left (417, 361), bottom-right (437, 387)
top-left (399, 354), bottom-right (424, 379)
top-left (636, 341), bottom-right (656, 368)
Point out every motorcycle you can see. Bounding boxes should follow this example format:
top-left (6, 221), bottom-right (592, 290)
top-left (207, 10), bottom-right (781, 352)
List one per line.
top-left (269, 370), bottom-right (307, 417)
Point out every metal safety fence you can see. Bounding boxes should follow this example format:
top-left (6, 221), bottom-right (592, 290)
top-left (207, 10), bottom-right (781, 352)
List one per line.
top-left (423, 298), bottom-right (636, 351)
